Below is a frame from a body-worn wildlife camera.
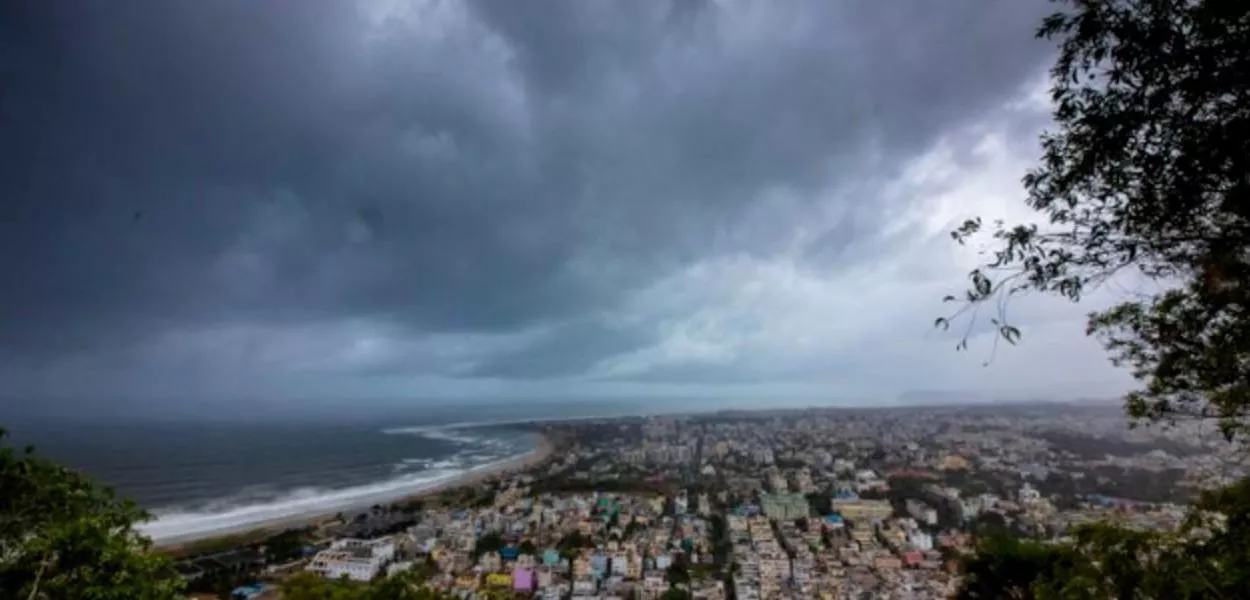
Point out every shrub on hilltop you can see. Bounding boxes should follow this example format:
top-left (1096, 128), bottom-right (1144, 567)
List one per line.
top-left (0, 428), bottom-right (184, 599)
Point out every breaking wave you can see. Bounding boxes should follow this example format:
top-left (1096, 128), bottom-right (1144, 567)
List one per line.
top-left (381, 425), bottom-right (483, 444)
top-left (138, 453), bottom-right (521, 544)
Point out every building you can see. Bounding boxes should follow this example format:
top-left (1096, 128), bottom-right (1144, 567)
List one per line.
top-left (306, 538), bottom-right (396, 582)
top-left (754, 448), bottom-right (775, 466)
top-left (513, 568), bottom-right (535, 592)
top-left (1019, 483), bottom-right (1042, 504)
top-left (823, 514), bottom-right (845, 530)
top-left (905, 499), bottom-right (938, 526)
top-left (760, 493), bottom-right (808, 521)
top-left (485, 572), bottom-right (513, 588)
top-left (908, 530), bottom-right (934, 551)
top-left (794, 470), bottom-right (816, 493)
top-left (674, 491), bottom-right (689, 515)
top-left (767, 472), bottom-right (788, 492)
top-left (832, 499), bottom-right (893, 522)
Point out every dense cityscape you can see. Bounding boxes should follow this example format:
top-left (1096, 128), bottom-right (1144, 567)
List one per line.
top-left (176, 403), bottom-right (1246, 599)
top-left (3, 0), bottom-right (1248, 597)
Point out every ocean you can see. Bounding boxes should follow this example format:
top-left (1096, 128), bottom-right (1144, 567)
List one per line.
top-left (1, 398), bottom-right (696, 543)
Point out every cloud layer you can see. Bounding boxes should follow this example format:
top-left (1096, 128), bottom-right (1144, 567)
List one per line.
top-left (0, 0), bottom-right (1134, 406)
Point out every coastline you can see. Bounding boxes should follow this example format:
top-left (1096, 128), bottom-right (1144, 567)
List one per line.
top-left (152, 431), bottom-right (554, 551)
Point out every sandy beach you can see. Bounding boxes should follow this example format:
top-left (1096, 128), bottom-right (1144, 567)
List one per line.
top-left (153, 432), bottom-right (555, 551)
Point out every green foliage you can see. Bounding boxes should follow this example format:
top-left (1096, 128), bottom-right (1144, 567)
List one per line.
top-left (282, 569), bottom-right (455, 600)
top-left (959, 479), bottom-right (1250, 599)
top-left (707, 515), bottom-right (732, 566)
top-left (945, 1), bottom-right (1250, 597)
top-left (0, 428), bottom-right (184, 599)
top-left (472, 531), bottom-right (504, 559)
top-left (176, 530), bottom-right (267, 557)
top-left (556, 531), bottom-right (593, 555)
top-left (265, 527), bottom-right (314, 563)
top-left (955, 535), bottom-right (1083, 600)
top-left (282, 571), bottom-right (368, 600)
top-left (942, 0), bottom-right (1250, 439)
top-left (666, 561), bottom-right (690, 586)
top-left (660, 588), bottom-right (691, 600)
top-left (804, 492), bottom-right (831, 515)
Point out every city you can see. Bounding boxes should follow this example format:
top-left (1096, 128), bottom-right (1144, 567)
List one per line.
top-left (176, 402), bottom-right (1245, 599)
top-left (3, 0), bottom-right (1248, 598)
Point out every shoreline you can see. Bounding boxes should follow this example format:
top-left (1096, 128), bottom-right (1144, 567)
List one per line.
top-left (152, 431), bottom-right (554, 551)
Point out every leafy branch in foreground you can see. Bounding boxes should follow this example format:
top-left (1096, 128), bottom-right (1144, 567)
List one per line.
top-left (0, 427), bottom-right (183, 599)
top-left (958, 478), bottom-right (1250, 599)
top-left (941, 0), bottom-right (1250, 439)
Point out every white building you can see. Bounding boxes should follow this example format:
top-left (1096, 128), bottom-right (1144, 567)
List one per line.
top-left (307, 537), bottom-right (396, 582)
top-left (674, 491), bottom-right (689, 515)
top-left (1019, 483), bottom-right (1042, 504)
top-left (906, 499), bottom-right (939, 526)
top-left (908, 530), bottom-right (934, 551)
top-left (754, 448), bottom-right (775, 466)
top-left (854, 469), bottom-right (878, 483)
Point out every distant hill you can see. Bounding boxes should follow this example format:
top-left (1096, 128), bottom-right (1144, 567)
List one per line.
top-left (895, 391), bottom-right (1122, 407)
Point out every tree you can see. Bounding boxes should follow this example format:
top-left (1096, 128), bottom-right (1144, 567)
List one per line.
top-left (805, 492), bottom-right (831, 515)
top-left (556, 531), bottom-right (593, 554)
top-left (472, 531), bottom-right (504, 559)
top-left (959, 479), bottom-right (1250, 599)
top-left (660, 588), bottom-right (691, 600)
top-left (955, 535), bottom-right (1085, 600)
top-left (281, 572), bottom-right (367, 600)
top-left (666, 552), bottom-right (691, 586)
top-left (282, 569), bottom-right (457, 600)
top-left (264, 528), bottom-right (313, 563)
top-left (944, 1), bottom-right (1250, 597)
top-left (940, 0), bottom-right (1250, 440)
top-left (0, 428), bottom-right (184, 599)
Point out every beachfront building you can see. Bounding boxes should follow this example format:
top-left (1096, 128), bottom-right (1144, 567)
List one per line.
top-left (307, 537), bottom-right (396, 582)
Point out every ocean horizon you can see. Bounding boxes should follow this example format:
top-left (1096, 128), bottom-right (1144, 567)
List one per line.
top-left (0, 395), bottom-right (1098, 542)
top-left (1, 398), bottom-right (708, 543)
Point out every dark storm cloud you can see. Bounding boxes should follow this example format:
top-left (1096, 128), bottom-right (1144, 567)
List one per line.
top-left (0, 0), bottom-right (1056, 388)
top-left (464, 319), bottom-right (657, 379)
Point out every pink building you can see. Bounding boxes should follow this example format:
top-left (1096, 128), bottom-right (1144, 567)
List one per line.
top-left (512, 568), bottom-right (534, 592)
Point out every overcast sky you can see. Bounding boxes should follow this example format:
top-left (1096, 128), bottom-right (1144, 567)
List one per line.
top-left (0, 0), bottom-right (1138, 409)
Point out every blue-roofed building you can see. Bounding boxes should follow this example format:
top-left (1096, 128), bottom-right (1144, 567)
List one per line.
top-left (824, 514), bottom-right (844, 527)
top-left (734, 504), bottom-right (761, 517)
top-left (231, 584), bottom-right (266, 599)
top-left (543, 549), bottom-right (561, 566)
top-left (655, 554), bottom-right (672, 570)
top-left (501, 547), bottom-right (520, 561)
top-left (590, 553), bottom-right (608, 575)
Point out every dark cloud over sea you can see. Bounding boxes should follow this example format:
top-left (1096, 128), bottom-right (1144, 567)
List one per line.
top-left (0, 0), bottom-right (1131, 406)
